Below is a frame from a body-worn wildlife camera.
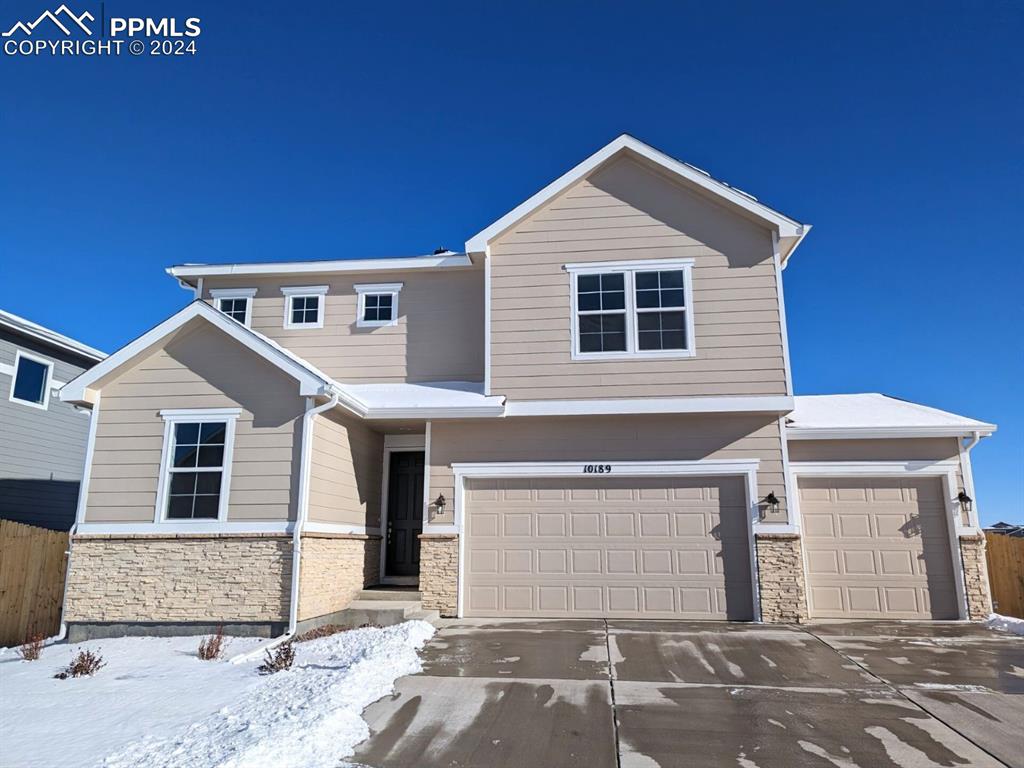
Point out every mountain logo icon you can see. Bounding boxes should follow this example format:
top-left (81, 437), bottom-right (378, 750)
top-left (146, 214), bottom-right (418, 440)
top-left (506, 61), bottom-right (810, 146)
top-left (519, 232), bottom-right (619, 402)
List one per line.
top-left (3, 4), bottom-right (94, 37)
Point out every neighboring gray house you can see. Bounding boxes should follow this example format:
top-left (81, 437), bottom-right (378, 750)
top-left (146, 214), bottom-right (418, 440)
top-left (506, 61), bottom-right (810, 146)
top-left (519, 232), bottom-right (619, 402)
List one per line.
top-left (0, 310), bottom-right (105, 530)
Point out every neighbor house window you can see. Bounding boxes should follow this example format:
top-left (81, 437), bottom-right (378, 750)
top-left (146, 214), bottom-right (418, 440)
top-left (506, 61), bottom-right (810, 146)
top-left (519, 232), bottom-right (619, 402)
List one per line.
top-left (567, 259), bottom-right (695, 359)
top-left (210, 288), bottom-right (257, 326)
top-left (354, 283), bottom-right (403, 328)
top-left (9, 350), bottom-right (53, 409)
top-left (156, 409), bottom-right (239, 522)
top-left (281, 285), bottom-right (328, 329)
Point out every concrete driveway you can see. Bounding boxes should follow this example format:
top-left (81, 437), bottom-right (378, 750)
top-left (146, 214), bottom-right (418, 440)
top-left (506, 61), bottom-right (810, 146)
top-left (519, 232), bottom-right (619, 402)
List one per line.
top-left (351, 619), bottom-right (1024, 768)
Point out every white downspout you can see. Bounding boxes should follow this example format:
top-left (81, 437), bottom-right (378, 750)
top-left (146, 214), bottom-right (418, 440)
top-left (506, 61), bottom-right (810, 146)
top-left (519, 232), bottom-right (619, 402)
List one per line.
top-left (232, 390), bottom-right (338, 663)
top-left (288, 392), bottom-right (339, 633)
top-left (960, 430), bottom-right (984, 529)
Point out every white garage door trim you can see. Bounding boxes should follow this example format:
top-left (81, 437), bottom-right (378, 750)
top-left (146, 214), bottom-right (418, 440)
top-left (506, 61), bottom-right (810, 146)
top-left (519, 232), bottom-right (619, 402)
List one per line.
top-left (790, 460), bottom-right (970, 620)
top-left (451, 459), bottom-right (762, 620)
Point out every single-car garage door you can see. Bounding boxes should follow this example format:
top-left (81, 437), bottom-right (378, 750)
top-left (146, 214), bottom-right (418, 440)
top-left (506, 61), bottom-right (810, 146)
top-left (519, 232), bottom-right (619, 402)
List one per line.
top-left (464, 476), bottom-right (754, 619)
top-left (800, 477), bottom-right (959, 619)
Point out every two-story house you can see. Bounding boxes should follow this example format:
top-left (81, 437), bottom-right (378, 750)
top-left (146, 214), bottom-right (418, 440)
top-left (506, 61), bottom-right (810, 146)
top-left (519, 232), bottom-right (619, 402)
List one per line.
top-left (1, 310), bottom-right (106, 531)
top-left (58, 135), bottom-right (996, 640)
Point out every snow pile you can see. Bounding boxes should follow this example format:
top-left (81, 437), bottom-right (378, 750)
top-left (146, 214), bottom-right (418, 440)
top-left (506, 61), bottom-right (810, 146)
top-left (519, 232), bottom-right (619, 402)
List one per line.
top-left (0, 635), bottom-right (265, 768)
top-left (0, 621), bottom-right (434, 768)
top-left (105, 620), bottom-right (434, 768)
top-left (985, 613), bottom-right (1024, 636)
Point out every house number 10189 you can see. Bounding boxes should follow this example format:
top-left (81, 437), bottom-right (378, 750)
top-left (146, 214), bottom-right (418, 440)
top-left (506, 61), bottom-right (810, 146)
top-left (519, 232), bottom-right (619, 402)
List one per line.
top-left (583, 464), bottom-right (612, 474)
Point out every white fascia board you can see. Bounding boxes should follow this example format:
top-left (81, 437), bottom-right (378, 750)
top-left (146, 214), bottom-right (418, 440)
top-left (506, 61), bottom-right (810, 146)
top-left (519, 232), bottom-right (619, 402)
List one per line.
top-left (0, 309), bottom-right (106, 361)
top-left (363, 405), bottom-right (506, 419)
top-left (59, 301), bottom-right (332, 404)
top-left (787, 426), bottom-right (997, 440)
top-left (789, 459), bottom-right (961, 475)
top-left (167, 254), bottom-right (472, 280)
top-left (465, 134), bottom-right (807, 253)
top-left (505, 395), bottom-right (794, 417)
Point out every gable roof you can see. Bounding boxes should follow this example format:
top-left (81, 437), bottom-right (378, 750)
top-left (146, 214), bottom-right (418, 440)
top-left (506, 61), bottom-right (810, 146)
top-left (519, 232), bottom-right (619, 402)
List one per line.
top-left (787, 393), bottom-right (996, 439)
top-left (465, 134), bottom-right (811, 263)
top-left (0, 309), bottom-right (106, 362)
top-left (59, 301), bottom-right (337, 405)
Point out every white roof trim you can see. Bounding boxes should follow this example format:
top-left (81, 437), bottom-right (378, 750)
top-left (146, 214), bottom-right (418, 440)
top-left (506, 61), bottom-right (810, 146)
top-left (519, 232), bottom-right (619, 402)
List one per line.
top-left (465, 134), bottom-right (808, 255)
top-left (0, 309), bottom-right (106, 362)
top-left (58, 301), bottom-right (334, 404)
top-left (788, 426), bottom-right (996, 440)
top-left (167, 253), bottom-right (471, 280)
top-left (505, 395), bottom-right (794, 417)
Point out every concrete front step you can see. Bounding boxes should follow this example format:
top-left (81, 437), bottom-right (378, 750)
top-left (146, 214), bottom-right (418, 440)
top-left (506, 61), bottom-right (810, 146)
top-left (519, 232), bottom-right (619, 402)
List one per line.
top-left (357, 587), bottom-right (423, 601)
top-left (340, 599), bottom-right (438, 628)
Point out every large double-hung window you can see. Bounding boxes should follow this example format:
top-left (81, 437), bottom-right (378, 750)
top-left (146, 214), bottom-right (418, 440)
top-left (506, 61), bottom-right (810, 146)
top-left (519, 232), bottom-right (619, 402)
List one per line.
top-left (568, 259), bottom-right (695, 359)
top-left (156, 409), bottom-right (239, 522)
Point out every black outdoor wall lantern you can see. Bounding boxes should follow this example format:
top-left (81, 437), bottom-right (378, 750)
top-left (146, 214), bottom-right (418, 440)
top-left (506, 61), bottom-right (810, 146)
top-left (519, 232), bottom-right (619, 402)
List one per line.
top-left (764, 491), bottom-right (780, 515)
top-left (957, 490), bottom-right (973, 513)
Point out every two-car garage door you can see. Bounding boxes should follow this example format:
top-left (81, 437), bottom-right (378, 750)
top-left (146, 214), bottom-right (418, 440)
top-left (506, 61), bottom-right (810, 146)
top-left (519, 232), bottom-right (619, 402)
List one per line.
top-left (463, 476), bottom-right (754, 619)
top-left (800, 477), bottom-right (959, 620)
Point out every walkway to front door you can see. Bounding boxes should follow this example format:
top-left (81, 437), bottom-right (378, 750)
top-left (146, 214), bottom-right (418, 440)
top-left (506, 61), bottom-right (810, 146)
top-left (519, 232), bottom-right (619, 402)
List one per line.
top-left (384, 451), bottom-right (424, 578)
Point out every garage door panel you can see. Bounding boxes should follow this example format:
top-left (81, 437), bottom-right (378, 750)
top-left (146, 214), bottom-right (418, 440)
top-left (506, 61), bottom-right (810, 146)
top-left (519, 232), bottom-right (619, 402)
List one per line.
top-left (800, 477), bottom-right (958, 620)
top-left (465, 476), bottom-right (753, 619)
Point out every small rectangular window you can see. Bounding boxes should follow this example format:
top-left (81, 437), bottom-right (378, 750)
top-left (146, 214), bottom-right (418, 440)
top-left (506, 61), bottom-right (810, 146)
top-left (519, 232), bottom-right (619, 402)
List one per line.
top-left (219, 297), bottom-right (248, 324)
top-left (281, 286), bottom-right (328, 329)
top-left (291, 295), bottom-right (319, 325)
top-left (211, 289), bottom-right (256, 326)
top-left (568, 260), bottom-right (694, 359)
top-left (9, 351), bottom-right (52, 409)
top-left (354, 283), bottom-right (403, 327)
top-left (164, 420), bottom-right (228, 520)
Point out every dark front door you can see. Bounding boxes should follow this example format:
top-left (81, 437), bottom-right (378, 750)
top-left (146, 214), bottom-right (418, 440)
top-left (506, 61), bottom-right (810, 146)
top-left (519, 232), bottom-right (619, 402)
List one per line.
top-left (385, 451), bottom-right (424, 577)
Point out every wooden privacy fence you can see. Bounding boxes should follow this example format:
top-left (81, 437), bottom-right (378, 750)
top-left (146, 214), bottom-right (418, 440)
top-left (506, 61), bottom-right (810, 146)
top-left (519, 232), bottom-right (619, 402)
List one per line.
top-left (0, 520), bottom-right (70, 647)
top-left (985, 532), bottom-right (1024, 618)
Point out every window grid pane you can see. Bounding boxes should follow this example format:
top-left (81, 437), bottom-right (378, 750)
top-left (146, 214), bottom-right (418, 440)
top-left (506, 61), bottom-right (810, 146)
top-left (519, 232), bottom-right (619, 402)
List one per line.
top-left (220, 298), bottom-right (248, 323)
top-left (290, 296), bottom-right (320, 324)
top-left (166, 421), bottom-right (225, 519)
top-left (635, 270), bottom-right (685, 311)
top-left (362, 293), bottom-right (394, 322)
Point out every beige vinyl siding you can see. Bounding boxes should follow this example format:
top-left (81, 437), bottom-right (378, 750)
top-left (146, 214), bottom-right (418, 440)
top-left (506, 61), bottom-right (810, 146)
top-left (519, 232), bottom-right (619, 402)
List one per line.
top-left (788, 437), bottom-right (970, 525)
top-left (307, 409), bottom-right (384, 527)
top-left (429, 413), bottom-right (789, 525)
top-left (488, 156), bottom-right (787, 400)
top-left (200, 268), bottom-right (484, 384)
top-left (86, 324), bottom-right (305, 523)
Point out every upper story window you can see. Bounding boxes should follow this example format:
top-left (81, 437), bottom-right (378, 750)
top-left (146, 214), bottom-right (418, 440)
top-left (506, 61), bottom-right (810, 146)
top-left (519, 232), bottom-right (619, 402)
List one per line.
top-left (9, 350), bottom-right (53, 409)
top-left (567, 259), bottom-right (695, 360)
top-left (281, 285), bottom-right (328, 330)
top-left (210, 288), bottom-right (256, 327)
top-left (354, 283), bottom-right (403, 328)
top-left (157, 408), bottom-right (239, 522)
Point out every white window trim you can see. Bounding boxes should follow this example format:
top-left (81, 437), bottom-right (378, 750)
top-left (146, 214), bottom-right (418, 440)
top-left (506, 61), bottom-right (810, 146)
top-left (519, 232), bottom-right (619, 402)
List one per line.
top-left (281, 285), bottom-right (328, 329)
top-left (210, 287), bottom-right (257, 327)
top-left (354, 282), bottom-right (403, 328)
top-left (153, 408), bottom-right (240, 524)
top-left (8, 349), bottom-right (53, 410)
top-left (566, 258), bottom-right (696, 361)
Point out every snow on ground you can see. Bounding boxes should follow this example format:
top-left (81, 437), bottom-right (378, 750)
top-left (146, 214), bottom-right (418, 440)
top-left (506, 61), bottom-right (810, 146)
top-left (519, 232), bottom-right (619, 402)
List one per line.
top-left (985, 613), bottom-right (1024, 636)
top-left (0, 621), bottom-right (435, 768)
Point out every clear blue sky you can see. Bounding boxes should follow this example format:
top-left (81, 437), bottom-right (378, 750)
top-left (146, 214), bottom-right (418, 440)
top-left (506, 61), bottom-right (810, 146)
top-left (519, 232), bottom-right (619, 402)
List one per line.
top-left (1, 1), bottom-right (1020, 524)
